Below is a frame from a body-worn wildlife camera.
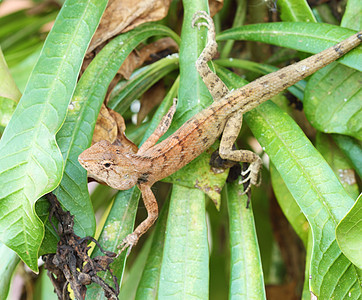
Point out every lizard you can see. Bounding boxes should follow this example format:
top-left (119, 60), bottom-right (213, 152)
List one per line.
top-left (78, 11), bottom-right (362, 253)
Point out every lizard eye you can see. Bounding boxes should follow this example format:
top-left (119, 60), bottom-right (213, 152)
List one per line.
top-left (103, 162), bottom-right (111, 168)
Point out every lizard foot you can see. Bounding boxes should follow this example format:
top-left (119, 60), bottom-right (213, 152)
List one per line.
top-left (191, 11), bottom-right (213, 31)
top-left (117, 232), bottom-right (139, 256)
top-left (192, 11), bottom-right (217, 65)
top-left (239, 158), bottom-right (262, 194)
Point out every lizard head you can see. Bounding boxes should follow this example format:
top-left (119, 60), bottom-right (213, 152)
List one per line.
top-left (78, 140), bottom-right (139, 190)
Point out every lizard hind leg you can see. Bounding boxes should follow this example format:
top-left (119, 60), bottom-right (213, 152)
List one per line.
top-left (219, 110), bottom-right (262, 195)
top-left (192, 11), bottom-right (229, 101)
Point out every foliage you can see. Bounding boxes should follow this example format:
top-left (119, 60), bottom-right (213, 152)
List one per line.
top-left (0, 0), bottom-right (361, 299)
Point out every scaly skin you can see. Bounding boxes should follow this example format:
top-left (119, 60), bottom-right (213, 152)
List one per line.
top-left (78, 11), bottom-right (362, 253)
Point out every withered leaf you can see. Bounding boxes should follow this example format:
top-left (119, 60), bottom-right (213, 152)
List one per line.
top-left (119, 37), bottom-right (178, 80)
top-left (93, 104), bottom-right (119, 145)
top-left (88, 0), bottom-right (172, 53)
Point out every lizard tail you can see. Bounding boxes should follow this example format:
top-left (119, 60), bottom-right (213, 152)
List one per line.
top-left (226, 31), bottom-right (362, 114)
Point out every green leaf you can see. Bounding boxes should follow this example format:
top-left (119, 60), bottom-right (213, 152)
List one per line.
top-left (0, 0), bottom-right (108, 272)
top-left (0, 11), bottom-right (56, 53)
top-left (226, 181), bottom-right (266, 299)
top-left (246, 103), bottom-right (360, 298)
top-left (270, 164), bottom-right (309, 247)
top-left (118, 236), bottom-right (153, 300)
top-left (33, 268), bottom-right (58, 300)
top-left (315, 133), bottom-right (359, 199)
top-left (0, 242), bottom-right (20, 300)
top-left (158, 186), bottom-right (209, 299)
top-left (85, 188), bottom-right (140, 299)
top-left (0, 48), bottom-right (21, 101)
top-left (304, 63), bottom-right (362, 139)
top-left (332, 134), bottom-right (362, 179)
top-left (108, 54), bottom-right (179, 114)
top-left (219, 0), bottom-right (247, 59)
top-left (216, 66), bottom-right (361, 298)
top-left (9, 46), bottom-right (42, 93)
top-left (135, 198), bottom-right (170, 300)
top-left (0, 48), bottom-right (21, 127)
top-left (277, 0), bottom-right (316, 22)
top-left (301, 231), bottom-right (313, 300)
top-left (35, 197), bottom-right (58, 255)
top-left (172, 1), bottom-right (213, 125)
top-left (217, 22), bottom-right (361, 71)
top-left (336, 194), bottom-right (362, 269)
top-left (0, 96), bottom-right (17, 128)
top-left (341, 0), bottom-right (362, 31)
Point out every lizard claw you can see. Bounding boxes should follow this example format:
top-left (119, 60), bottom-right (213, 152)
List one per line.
top-left (117, 232), bottom-right (139, 256)
top-left (192, 11), bottom-right (217, 60)
top-left (191, 11), bottom-right (213, 31)
top-left (239, 158), bottom-right (262, 195)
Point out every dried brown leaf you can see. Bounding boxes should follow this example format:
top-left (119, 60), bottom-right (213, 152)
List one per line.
top-left (209, 0), bottom-right (224, 16)
top-left (93, 104), bottom-right (138, 153)
top-left (119, 37), bottom-right (178, 79)
top-left (92, 104), bottom-right (118, 145)
top-left (88, 0), bottom-right (172, 53)
top-left (109, 109), bottom-right (138, 153)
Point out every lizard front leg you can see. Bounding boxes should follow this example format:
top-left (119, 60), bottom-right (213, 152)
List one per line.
top-left (118, 183), bottom-right (158, 254)
top-left (193, 11), bottom-right (262, 194)
top-left (137, 98), bottom-right (177, 154)
top-left (219, 110), bottom-right (262, 195)
top-left (192, 11), bottom-right (229, 101)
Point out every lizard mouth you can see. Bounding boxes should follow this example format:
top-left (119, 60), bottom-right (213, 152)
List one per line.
top-left (78, 156), bottom-right (85, 166)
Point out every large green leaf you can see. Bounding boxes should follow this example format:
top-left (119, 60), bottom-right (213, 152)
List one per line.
top-left (216, 66), bottom-right (361, 298)
top-left (336, 194), bottom-right (362, 269)
top-left (118, 236), bottom-right (153, 300)
top-left (304, 63), bottom-right (362, 139)
top-left (226, 181), bottom-right (266, 299)
top-left (247, 104), bottom-right (360, 298)
top-left (270, 164), bottom-right (309, 247)
top-left (135, 197), bottom-right (170, 300)
top-left (158, 186), bottom-right (209, 299)
top-left (217, 22), bottom-right (361, 71)
top-left (0, 0), bottom-right (108, 272)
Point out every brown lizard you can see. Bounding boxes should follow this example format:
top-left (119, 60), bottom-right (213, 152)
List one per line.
top-left (78, 11), bottom-right (362, 253)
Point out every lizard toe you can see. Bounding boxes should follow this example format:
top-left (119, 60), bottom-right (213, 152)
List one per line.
top-left (192, 11), bottom-right (213, 30)
top-left (117, 233), bottom-right (139, 256)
